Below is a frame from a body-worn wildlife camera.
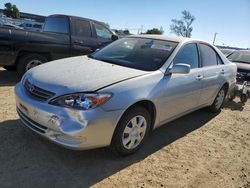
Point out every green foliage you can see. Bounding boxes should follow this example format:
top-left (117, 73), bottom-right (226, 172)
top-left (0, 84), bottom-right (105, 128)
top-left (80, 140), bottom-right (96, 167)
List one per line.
top-left (146, 28), bottom-right (163, 35)
top-left (3, 2), bottom-right (20, 19)
top-left (170, 10), bottom-right (195, 38)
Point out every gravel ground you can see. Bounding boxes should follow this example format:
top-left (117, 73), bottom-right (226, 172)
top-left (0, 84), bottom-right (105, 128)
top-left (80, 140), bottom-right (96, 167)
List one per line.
top-left (0, 67), bottom-right (249, 188)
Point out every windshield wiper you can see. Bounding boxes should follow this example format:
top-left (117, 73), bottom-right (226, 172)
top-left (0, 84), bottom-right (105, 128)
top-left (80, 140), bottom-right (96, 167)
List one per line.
top-left (97, 58), bottom-right (120, 65)
top-left (87, 54), bottom-right (94, 58)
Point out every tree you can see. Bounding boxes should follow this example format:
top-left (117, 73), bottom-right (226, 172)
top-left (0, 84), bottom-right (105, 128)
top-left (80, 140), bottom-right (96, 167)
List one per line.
top-left (170, 10), bottom-right (195, 38)
top-left (146, 28), bottom-right (163, 35)
top-left (3, 2), bottom-right (20, 19)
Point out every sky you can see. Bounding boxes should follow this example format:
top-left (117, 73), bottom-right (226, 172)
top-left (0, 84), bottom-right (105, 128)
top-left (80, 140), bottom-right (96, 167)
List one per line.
top-left (1, 0), bottom-right (250, 48)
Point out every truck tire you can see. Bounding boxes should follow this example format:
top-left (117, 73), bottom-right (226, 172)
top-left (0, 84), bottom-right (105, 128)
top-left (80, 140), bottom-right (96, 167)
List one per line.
top-left (17, 54), bottom-right (47, 77)
top-left (3, 65), bottom-right (16, 71)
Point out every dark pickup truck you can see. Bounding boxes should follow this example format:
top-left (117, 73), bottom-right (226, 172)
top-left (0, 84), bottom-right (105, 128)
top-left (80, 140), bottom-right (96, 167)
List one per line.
top-left (0, 14), bottom-right (118, 76)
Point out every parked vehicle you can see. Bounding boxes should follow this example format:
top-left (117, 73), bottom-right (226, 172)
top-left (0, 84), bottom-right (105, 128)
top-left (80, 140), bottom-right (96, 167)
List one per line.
top-left (226, 50), bottom-right (250, 102)
top-left (15, 35), bottom-right (237, 155)
top-left (19, 22), bottom-right (43, 32)
top-left (219, 48), bottom-right (234, 57)
top-left (227, 50), bottom-right (250, 82)
top-left (0, 23), bottom-right (24, 30)
top-left (0, 14), bottom-right (118, 76)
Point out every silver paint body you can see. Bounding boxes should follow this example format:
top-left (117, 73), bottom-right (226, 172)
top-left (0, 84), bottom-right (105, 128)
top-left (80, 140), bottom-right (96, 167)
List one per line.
top-left (15, 35), bottom-right (237, 150)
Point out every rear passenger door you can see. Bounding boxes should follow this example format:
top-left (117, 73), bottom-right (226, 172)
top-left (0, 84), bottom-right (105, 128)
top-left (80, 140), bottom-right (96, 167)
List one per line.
top-left (71, 19), bottom-right (100, 56)
top-left (198, 43), bottom-right (225, 104)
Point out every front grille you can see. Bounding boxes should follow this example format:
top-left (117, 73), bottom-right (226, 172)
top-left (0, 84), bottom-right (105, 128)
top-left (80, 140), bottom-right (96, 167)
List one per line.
top-left (17, 107), bottom-right (48, 134)
top-left (24, 79), bottom-right (55, 101)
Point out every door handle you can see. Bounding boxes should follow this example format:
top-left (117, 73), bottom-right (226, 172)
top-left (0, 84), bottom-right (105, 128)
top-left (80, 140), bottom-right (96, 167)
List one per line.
top-left (196, 75), bottom-right (203, 81)
top-left (74, 40), bottom-right (84, 45)
top-left (221, 69), bottom-right (225, 74)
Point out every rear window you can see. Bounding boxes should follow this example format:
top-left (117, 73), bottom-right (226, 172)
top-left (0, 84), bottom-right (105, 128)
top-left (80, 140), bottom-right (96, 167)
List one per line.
top-left (43, 17), bottom-right (69, 34)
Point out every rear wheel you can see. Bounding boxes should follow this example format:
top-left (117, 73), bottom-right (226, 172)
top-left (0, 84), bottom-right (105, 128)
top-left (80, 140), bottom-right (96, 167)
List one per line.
top-left (208, 86), bottom-right (227, 113)
top-left (111, 106), bottom-right (151, 156)
top-left (3, 65), bottom-right (16, 71)
top-left (17, 54), bottom-right (47, 77)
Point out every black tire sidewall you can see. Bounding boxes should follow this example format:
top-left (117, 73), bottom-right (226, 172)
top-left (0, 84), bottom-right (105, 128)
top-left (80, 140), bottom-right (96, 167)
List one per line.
top-left (111, 106), bottom-right (151, 156)
top-left (17, 54), bottom-right (47, 77)
top-left (210, 86), bottom-right (227, 113)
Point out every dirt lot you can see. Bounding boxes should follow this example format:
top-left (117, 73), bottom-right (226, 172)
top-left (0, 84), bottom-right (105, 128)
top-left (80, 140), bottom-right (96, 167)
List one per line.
top-left (0, 67), bottom-right (249, 188)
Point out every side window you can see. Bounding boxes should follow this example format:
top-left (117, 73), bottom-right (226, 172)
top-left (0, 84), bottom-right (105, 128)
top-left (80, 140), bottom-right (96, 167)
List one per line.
top-left (43, 17), bottom-right (69, 34)
top-left (173, 43), bottom-right (199, 69)
top-left (199, 44), bottom-right (218, 67)
top-left (94, 23), bottom-right (112, 40)
top-left (73, 19), bottom-right (91, 37)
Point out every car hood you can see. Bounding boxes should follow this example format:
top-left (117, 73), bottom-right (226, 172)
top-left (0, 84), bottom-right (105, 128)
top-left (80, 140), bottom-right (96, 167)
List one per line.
top-left (26, 56), bottom-right (149, 95)
top-left (235, 62), bottom-right (250, 72)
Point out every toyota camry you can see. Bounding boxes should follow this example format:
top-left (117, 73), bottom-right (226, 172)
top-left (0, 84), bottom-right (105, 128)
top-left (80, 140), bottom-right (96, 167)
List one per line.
top-left (15, 35), bottom-right (237, 155)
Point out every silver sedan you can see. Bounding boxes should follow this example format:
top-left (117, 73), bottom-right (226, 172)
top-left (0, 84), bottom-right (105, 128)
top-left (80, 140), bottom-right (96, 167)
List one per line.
top-left (15, 35), bottom-right (237, 155)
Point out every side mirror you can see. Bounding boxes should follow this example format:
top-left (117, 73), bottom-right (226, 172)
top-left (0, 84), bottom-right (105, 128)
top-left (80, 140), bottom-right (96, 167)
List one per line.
top-left (168, 63), bottom-right (191, 74)
top-left (111, 34), bottom-right (119, 41)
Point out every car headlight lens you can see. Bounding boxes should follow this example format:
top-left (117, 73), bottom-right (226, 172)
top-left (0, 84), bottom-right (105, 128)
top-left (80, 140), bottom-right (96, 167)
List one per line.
top-left (49, 93), bottom-right (112, 110)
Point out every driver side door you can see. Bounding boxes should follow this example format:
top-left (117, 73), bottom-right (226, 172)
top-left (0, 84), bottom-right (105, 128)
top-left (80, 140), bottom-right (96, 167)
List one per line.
top-left (157, 43), bottom-right (203, 124)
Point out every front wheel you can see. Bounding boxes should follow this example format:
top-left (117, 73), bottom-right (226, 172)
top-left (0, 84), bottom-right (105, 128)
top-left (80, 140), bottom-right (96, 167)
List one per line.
top-left (17, 54), bottom-right (47, 77)
top-left (208, 86), bottom-right (227, 113)
top-left (110, 106), bottom-right (151, 156)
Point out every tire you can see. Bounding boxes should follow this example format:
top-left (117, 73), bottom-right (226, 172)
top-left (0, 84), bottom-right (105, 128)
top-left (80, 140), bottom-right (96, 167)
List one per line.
top-left (3, 65), bottom-right (16, 71)
top-left (208, 86), bottom-right (227, 113)
top-left (227, 90), bottom-right (236, 101)
top-left (240, 94), bottom-right (248, 103)
top-left (17, 54), bottom-right (47, 77)
top-left (110, 106), bottom-right (151, 156)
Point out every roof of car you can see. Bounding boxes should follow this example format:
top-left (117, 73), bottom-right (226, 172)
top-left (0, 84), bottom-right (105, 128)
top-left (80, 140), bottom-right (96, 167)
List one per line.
top-left (130, 34), bottom-right (194, 43)
top-left (48, 14), bottom-right (106, 26)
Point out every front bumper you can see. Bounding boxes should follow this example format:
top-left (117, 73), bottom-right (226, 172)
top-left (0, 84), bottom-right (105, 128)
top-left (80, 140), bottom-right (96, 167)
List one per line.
top-left (15, 83), bottom-right (124, 150)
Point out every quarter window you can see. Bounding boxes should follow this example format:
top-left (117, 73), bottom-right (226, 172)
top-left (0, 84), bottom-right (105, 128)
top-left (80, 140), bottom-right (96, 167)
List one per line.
top-left (199, 44), bottom-right (218, 67)
top-left (94, 23), bottom-right (112, 40)
top-left (73, 19), bottom-right (91, 37)
top-left (173, 43), bottom-right (199, 69)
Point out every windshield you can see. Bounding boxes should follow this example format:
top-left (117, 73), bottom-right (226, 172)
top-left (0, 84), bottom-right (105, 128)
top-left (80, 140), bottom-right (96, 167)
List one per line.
top-left (227, 50), bottom-right (250, 64)
top-left (90, 37), bottom-right (178, 71)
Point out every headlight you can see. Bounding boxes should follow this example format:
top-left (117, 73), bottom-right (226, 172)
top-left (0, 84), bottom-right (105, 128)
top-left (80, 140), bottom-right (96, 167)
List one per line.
top-left (49, 93), bottom-right (112, 110)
